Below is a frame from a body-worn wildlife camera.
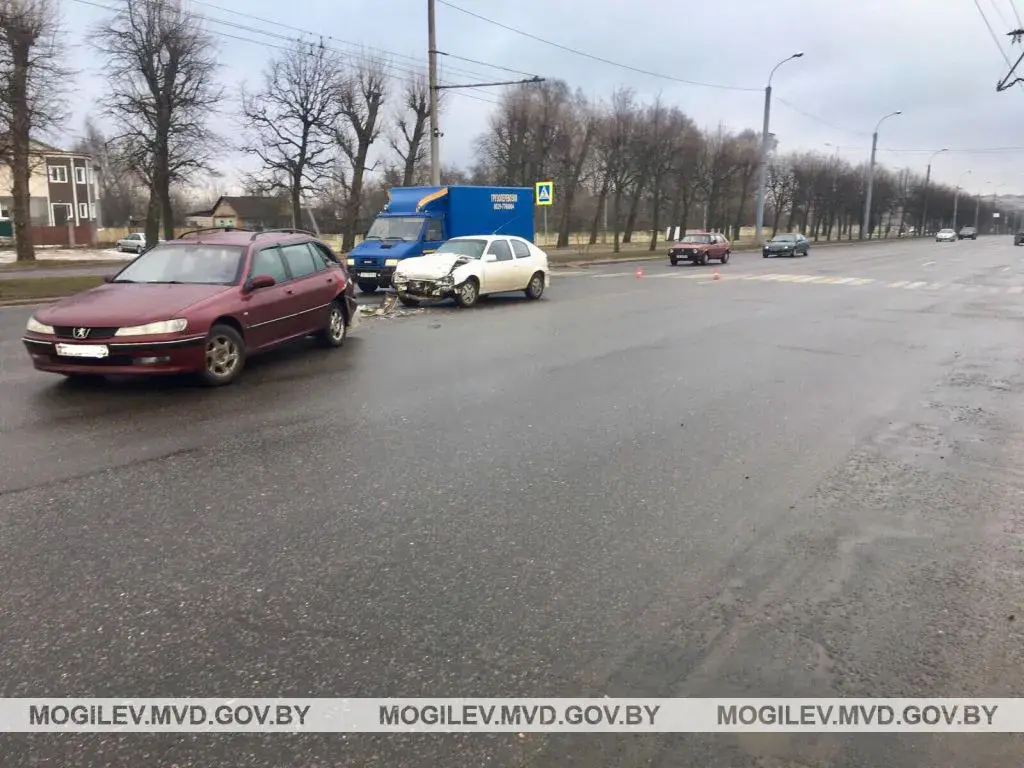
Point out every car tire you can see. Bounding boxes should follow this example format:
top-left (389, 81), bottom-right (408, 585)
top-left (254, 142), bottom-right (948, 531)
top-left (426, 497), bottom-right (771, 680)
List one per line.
top-left (525, 271), bottom-right (545, 300)
top-left (720, 250), bottom-right (730, 264)
top-left (699, 253), bottom-right (708, 266)
top-left (670, 255), bottom-right (678, 266)
top-left (763, 252), bottom-right (770, 258)
top-left (398, 295), bottom-right (420, 308)
top-left (357, 281), bottom-right (378, 294)
top-left (199, 324), bottom-right (246, 386)
top-left (455, 277), bottom-right (480, 308)
top-left (315, 300), bottom-right (347, 348)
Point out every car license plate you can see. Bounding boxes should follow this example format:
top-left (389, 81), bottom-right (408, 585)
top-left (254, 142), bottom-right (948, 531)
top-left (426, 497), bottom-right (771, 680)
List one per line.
top-left (55, 343), bottom-right (109, 358)
top-left (358, 272), bottom-right (376, 278)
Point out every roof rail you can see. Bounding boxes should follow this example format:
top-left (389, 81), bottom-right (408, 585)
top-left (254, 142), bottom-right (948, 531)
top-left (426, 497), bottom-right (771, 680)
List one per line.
top-left (249, 228), bottom-right (317, 241)
top-left (177, 226), bottom-right (252, 239)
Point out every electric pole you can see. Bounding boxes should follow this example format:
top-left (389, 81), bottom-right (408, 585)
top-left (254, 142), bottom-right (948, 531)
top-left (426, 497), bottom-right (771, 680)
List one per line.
top-left (861, 110), bottom-right (902, 239)
top-left (754, 52), bottom-right (803, 245)
top-left (920, 148), bottom-right (947, 236)
top-left (428, 0), bottom-right (441, 186)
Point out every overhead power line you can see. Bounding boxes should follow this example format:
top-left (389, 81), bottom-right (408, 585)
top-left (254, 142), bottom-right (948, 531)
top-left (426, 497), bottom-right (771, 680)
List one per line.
top-left (69, 0), bottom-right (505, 106)
top-left (436, 0), bottom-right (759, 92)
top-left (774, 97), bottom-right (869, 137)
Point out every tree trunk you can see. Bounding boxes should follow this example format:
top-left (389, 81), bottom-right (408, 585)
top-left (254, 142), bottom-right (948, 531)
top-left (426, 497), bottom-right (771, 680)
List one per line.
top-left (290, 176), bottom-right (302, 230)
top-left (9, 38), bottom-right (35, 261)
top-left (588, 178), bottom-right (609, 245)
top-left (667, 185), bottom-right (684, 242)
top-left (622, 182), bottom-right (643, 243)
top-left (557, 123), bottom-right (594, 249)
top-left (770, 203), bottom-right (782, 237)
top-left (612, 189), bottom-right (622, 253)
top-left (785, 204), bottom-right (797, 232)
top-left (648, 182), bottom-right (661, 251)
top-left (144, 179), bottom-right (161, 245)
top-left (343, 152), bottom-right (368, 252)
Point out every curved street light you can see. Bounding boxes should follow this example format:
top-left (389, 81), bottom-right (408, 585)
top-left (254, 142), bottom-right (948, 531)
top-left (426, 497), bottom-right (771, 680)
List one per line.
top-left (861, 110), bottom-right (903, 239)
top-left (754, 52), bottom-right (805, 243)
top-left (920, 148), bottom-right (948, 235)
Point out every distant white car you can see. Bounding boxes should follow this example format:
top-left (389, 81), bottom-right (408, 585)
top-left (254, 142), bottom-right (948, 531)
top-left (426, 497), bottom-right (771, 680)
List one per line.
top-left (392, 235), bottom-right (549, 308)
top-left (935, 228), bottom-right (957, 243)
top-left (117, 232), bottom-right (146, 253)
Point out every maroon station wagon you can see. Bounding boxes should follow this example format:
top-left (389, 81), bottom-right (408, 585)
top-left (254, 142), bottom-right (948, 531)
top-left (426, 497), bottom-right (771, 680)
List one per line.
top-left (22, 228), bottom-right (358, 386)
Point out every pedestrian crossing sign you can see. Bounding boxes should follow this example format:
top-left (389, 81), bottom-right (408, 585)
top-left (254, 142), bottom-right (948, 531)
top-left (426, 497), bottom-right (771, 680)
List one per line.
top-left (535, 181), bottom-right (554, 206)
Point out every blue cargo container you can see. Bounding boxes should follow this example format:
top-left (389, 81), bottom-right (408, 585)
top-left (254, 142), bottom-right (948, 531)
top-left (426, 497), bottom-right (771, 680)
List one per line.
top-left (348, 185), bottom-right (535, 293)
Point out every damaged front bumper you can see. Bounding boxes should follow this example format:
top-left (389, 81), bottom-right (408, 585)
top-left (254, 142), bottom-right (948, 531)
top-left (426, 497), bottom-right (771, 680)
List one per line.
top-left (392, 275), bottom-right (456, 300)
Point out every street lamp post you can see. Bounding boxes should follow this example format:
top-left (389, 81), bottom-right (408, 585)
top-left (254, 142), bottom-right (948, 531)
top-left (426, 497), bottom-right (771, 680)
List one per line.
top-left (952, 169), bottom-right (971, 231)
top-left (861, 110), bottom-right (902, 239)
top-left (754, 52), bottom-right (804, 245)
top-left (920, 148), bottom-right (948, 236)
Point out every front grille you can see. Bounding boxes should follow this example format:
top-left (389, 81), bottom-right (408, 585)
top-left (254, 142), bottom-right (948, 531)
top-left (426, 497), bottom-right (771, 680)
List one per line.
top-left (54, 326), bottom-right (117, 340)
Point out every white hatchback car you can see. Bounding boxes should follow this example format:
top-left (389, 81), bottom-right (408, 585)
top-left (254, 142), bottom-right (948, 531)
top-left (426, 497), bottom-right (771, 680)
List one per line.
top-left (116, 232), bottom-right (147, 253)
top-left (392, 235), bottom-right (549, 308)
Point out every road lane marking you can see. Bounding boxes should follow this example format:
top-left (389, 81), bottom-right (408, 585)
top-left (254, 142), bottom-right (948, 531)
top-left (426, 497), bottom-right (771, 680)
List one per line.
top-left (925, 283), bottom-right (945, 290)
top-left (1003, 266), bottom-right (1012, 272)
top-left (592, 273), bottom-right (625, 278)
top-left (904, 281), bottom-right (928, 289)
top-left (1008, 286), bottom-right (1024, 294)
top-left (922, 261), bottom-right (936, 266)
top-left (847, 278), bottom-right (875, 285)
top-left (888, 281), bottom-right (909, 288)
top-left (790, 275), bottom-right (821, 282)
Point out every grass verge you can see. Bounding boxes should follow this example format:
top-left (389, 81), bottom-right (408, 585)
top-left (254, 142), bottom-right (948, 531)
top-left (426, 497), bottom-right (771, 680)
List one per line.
top-left (0, 275), bottom-right (104, 302)
top-left (0, 259), bottom-right (127, 272)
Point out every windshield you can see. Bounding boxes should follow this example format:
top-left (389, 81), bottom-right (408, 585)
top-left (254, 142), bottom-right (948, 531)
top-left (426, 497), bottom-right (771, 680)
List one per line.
top-left (364, 216), bottom-right (425, 242)
top-left (770, 234), bottom-right (797, 242)
top-left (436, 239), bottom-right (487, 259)
top-left (113, 244), bottom-right (245, 285)
top-left (680, 234), bottom-right (712, 243)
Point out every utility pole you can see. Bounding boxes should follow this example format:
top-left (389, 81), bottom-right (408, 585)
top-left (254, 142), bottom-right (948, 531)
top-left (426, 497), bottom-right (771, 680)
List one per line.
top-left (920, 148), bottom-right (947, 236)
top-left (754, 52), bottom-right (803, 245)
top-left (427, 0), bottom-right (441, 185)
top-left (861, 110), bottom-right (902, 239)
top-left (953, 170), bottom-right (971, 231)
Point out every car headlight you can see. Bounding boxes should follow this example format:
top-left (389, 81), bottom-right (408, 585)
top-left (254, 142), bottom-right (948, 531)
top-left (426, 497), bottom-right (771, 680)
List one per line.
top-left (26, 316), bottom-right (54, 334)
top-left (114, 319), bottom-right (188, 336)
top-left (384, 259), bottom-right (399, 267)
top-left (346, 258), bottom-right (355, 266)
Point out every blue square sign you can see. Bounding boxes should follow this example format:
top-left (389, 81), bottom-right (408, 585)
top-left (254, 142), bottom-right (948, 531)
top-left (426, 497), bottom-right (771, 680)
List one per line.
top-left (535, 181), bottom-right (554, 206)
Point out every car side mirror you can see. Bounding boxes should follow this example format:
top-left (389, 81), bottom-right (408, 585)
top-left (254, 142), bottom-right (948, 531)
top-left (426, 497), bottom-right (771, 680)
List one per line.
top-left (483, 253), bottom-right (497, 263)
top-left (248, 274), bottom-right (276, 291)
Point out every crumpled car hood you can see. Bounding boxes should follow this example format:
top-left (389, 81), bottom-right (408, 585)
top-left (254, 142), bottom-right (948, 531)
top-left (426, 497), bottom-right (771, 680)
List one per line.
top-left (395, 253), bottom-right (471, 280)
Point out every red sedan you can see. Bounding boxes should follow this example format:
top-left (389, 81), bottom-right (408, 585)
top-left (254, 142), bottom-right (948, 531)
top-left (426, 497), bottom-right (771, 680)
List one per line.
top-left (22, 228), bottom-right (358, 386)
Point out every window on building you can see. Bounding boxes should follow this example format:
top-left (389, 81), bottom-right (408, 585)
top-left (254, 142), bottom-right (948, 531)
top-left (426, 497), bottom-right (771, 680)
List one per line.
top-left (48, 165), bottom-right (68, 183)
top-left (78, 203), bottom-right (89, 220)
top-left (75, 167), bottom-right (87, 185)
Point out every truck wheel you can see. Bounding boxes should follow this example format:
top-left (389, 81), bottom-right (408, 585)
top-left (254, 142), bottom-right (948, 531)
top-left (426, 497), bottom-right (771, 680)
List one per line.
top-left (455, 277), bottom-right (479, 308)
top-left (357, 281), bottom-right (378, 294)
top-left (524, 272), bottom-right (545, 300)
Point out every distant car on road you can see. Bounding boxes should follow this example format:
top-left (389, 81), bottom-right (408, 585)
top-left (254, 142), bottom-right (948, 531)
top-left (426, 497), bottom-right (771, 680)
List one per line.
top-left (935, 228), bottom-right (957, 243)
top-left (23, 228), bottom-right (357, 386)
top-left (762, 233), bottom-right (810, 258)
top-left (668, 232), bottom-right (731, 266)
top-left (958, 227), bottom-right (978, 240)
top-left (116, 232), bottom-right (147, 253)
top-left (1014, 231), bottom-right (1024, 246)
top-left (391, 234), bottom-right (549, 308)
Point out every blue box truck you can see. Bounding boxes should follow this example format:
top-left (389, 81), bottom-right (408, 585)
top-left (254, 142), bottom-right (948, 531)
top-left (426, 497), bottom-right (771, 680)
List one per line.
top-left (347, 185), bottom-right (535, 293)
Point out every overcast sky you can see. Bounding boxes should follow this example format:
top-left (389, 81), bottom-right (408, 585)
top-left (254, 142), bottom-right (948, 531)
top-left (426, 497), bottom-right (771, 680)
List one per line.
top-left (58, 0), bottom-right (1024, 197)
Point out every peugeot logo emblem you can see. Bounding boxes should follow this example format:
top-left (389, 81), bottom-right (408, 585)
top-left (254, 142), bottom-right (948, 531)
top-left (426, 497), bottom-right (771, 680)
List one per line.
top-left (72, 327), bottom-right (90, 339)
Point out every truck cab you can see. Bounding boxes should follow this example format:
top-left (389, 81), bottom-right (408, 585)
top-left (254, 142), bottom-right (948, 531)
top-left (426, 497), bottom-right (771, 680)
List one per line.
top-left (347, 185), bottom-right (534, 293)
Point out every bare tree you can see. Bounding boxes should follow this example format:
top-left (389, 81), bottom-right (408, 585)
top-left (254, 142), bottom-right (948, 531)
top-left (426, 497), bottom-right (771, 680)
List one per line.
top-left (0, 0), bottom-right (67, 261)
top-left (239, 41), bottom-right (343, 229)
top-left (74, 118), bottom-right (146, 227)
top-left (95, 0), bottom-right (221, 243)
top-left (336, 57), bottom-right (388, 251)
top-left (765, 158), bottom-right (796, 236)
top-left (389, 75), bottom-right (439, 186)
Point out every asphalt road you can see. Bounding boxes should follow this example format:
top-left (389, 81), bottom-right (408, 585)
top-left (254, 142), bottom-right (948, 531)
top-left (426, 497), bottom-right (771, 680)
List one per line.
top-left (3, 237), bottom-right (1024, 765)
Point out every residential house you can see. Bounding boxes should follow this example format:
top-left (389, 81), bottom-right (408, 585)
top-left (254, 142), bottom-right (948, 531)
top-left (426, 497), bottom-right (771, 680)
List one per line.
top-left (0, 139), bottom-right (101, 245)
top-left (184, 208), bottom-right (215, 228)
top-left (208, 196), bottom-right (310, 230)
